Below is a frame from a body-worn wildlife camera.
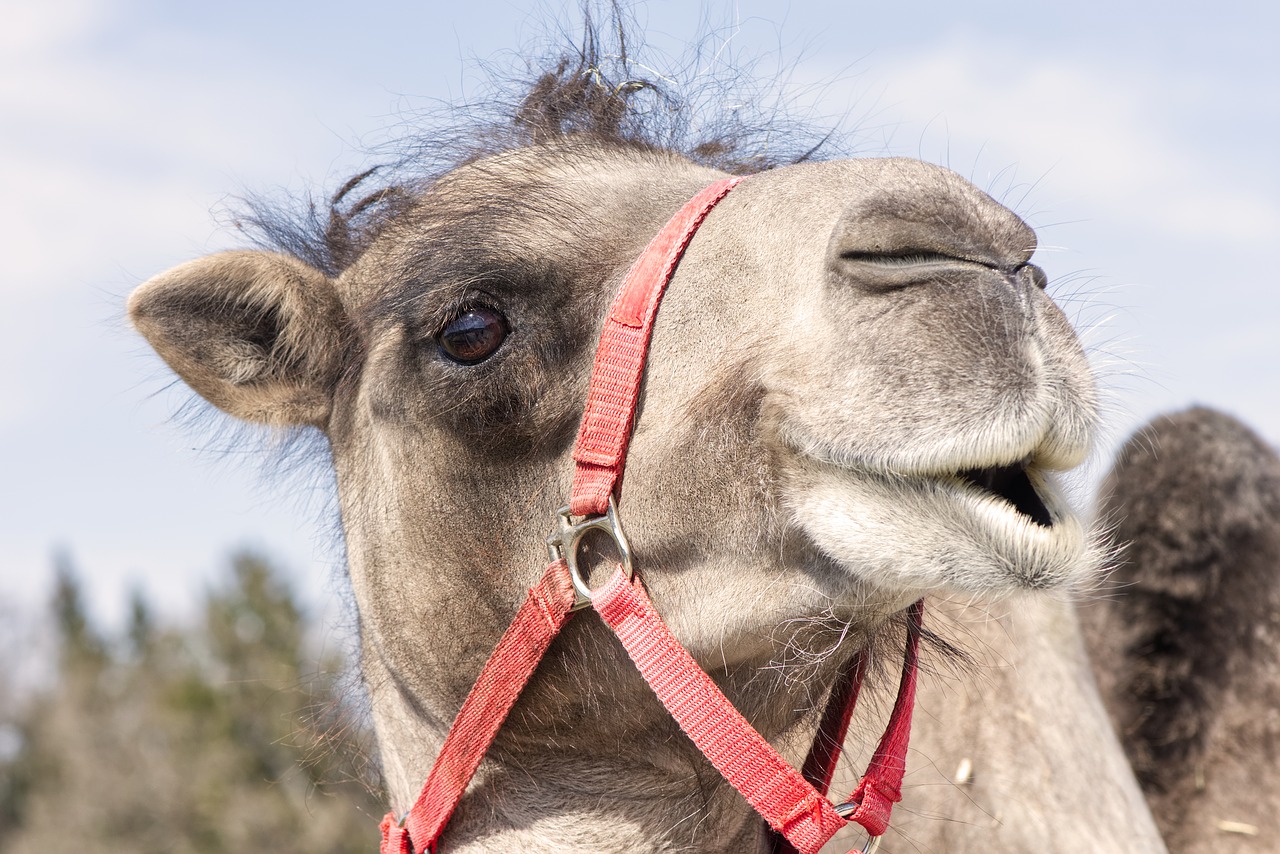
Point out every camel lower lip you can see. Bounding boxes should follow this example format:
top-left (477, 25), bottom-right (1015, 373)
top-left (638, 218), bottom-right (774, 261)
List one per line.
top-left (805, 456), bottom-right (1063, 534)
top-left (785, 455), bottom-right (1090, 594)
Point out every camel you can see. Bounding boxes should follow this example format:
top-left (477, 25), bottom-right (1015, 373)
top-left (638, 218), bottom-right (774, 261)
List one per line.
top-left (888, 594), bottom-right (1165, 852)
top-left (124, 28), bottom-right (1230, 853)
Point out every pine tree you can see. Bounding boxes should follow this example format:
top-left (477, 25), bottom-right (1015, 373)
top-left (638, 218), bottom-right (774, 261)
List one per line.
top-left (0, 552), bottom-right (384, 854)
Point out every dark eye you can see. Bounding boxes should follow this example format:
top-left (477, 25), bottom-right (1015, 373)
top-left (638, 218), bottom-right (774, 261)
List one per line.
top-left (438, 307), bottom-right (509, 364)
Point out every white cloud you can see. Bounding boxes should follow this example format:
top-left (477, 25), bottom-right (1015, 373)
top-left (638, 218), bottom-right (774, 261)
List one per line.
top-left (0, 0), bottom-right (106, 59)
top-left (0, 2), bottom-right (382, 430)
top-left (0, 2), bottom-right (390, 302)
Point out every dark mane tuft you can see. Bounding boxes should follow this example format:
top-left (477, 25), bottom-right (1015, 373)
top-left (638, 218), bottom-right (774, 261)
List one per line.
top-left (235, 4), bottom-right (842, 277)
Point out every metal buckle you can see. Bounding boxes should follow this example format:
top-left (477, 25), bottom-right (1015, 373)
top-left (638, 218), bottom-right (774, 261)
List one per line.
top-left (546, 495), bottom-right (634, 611)
top-left (833, 802), bottom-right (881, 853)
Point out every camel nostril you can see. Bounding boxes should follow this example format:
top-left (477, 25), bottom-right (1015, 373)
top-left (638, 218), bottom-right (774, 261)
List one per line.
top-left (1016, 263), bottom-right (1048, 290)
top-left (830, 249), bottom-right (990, 293)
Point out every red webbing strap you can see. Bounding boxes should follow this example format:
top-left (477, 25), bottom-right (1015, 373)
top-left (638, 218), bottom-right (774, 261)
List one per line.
top-left (570, 176), bottom-right (743, 516)
top-left (380, 178), bottom-right (743, 853)
top-left (379, 172), bottom-right (925, 854)
top-left (768, 658), bottom-right (856, 854)
top-left (801, 650), bottom-right (871, 796)
top-left (840, 598), bottom-right (925, 838)
top-left (592, 567), bottom-right (848, 854)
top-left (380, 814), bottom-right (411, 854)
top-left (770, 600), bottom-right (924, 854)
top-left (381, 561), bottom-right (576, 854)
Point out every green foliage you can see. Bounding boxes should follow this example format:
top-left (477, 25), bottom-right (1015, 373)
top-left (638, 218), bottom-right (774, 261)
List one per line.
top-left (0, 552), bottom-right (384, 854)
top-left (52, 550), bottom-right (106, 669)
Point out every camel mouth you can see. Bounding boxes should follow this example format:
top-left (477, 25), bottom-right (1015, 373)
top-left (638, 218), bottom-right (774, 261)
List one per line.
top-left (953, 462), bottom-right (1053, 527)
top-left (783, 449), bottom-right (1089, 593)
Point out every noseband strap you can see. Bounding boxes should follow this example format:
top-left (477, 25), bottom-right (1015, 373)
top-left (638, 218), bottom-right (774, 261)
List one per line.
top-left (381, 176), bottom-right (923, 854)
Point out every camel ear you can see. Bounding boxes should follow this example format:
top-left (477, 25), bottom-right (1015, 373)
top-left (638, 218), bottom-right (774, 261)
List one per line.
top-left (129, 250), bottom-right (347, 427)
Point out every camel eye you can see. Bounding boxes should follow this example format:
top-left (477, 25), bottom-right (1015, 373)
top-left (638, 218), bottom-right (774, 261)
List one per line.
top-left (439, 307), bottom-right (509, 364)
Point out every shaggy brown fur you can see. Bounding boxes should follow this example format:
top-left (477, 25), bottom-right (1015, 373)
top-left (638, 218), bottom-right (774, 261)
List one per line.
top-left (1083, 406), bottom-right (1280, 851)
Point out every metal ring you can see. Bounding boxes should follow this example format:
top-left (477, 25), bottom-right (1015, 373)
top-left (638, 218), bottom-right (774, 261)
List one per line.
top-left (832, 802), bottom-right (881, 853)
top-left (545, 495), bottom-right (634, 610)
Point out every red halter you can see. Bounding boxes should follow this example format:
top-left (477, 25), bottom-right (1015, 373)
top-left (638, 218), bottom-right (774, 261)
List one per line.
top-left (380, 177), bottom-right (924, 854)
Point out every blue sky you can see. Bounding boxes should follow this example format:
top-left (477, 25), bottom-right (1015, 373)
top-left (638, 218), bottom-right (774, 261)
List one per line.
top-left (3, 0), bottom-right (1277, 631)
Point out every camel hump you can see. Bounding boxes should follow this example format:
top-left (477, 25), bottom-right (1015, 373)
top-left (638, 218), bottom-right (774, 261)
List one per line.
top-left (1086, 405), bottom-right (1280, 851)
top-left (1105, 406), bottom-right (1280, 593)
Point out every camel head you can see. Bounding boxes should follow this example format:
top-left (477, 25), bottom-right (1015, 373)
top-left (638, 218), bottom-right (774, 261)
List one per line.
top-left (129, 68), bottom-right (1099, 852)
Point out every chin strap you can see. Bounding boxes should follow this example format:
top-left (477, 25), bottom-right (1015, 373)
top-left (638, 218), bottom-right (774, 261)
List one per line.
top-left (770, 599), bottom-right (925, 854)
top-left (381, 176), bottom-right (924, 854)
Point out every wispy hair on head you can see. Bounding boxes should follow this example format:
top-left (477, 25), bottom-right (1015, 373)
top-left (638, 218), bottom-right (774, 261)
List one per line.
top-left (234, 2), bottom-right (844, 277)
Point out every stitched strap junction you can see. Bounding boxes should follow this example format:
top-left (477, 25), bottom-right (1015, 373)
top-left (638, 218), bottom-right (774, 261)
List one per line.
top-left (842, 599), bottom-right (924, 837)
top-left (570, 177), bottom-right (743, 516)
top-left (770, 600), bottom-right (924, 854)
